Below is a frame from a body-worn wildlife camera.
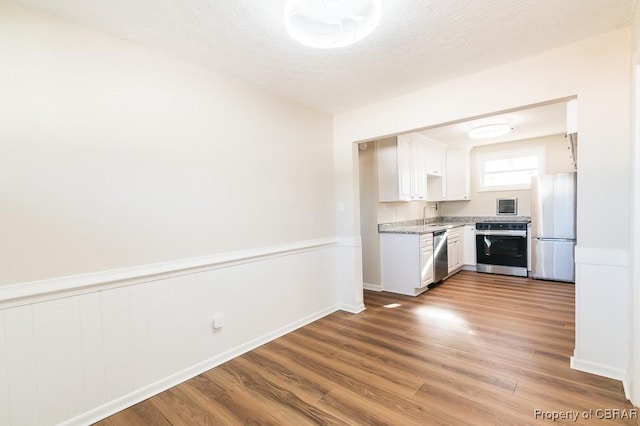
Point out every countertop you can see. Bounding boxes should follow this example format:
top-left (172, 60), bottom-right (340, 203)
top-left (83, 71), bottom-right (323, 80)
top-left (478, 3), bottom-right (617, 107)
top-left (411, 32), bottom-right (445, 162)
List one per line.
top-left (378, 222), bottom-right (466, 235)
top-left (378, 216), bottom-right (530, 235)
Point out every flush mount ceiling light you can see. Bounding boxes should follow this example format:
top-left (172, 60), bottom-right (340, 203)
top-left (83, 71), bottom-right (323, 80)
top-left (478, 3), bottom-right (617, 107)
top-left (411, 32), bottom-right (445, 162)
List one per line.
top-left (284, 0), bottom-right (381, 49)
top-left (468, 122), bottom-right (513, 139)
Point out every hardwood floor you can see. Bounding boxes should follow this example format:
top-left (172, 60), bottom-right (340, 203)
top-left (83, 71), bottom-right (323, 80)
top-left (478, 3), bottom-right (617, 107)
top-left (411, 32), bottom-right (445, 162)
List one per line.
top-left (96, 271), bottom-right (636, 425)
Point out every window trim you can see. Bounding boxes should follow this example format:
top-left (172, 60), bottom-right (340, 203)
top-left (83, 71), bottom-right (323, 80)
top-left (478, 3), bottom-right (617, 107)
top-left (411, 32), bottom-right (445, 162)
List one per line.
top-left (476, 146), bottom-right (546, 192)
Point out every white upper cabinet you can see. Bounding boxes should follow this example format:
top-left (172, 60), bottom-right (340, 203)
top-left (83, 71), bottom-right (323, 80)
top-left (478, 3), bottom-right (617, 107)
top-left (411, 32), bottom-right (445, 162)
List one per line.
top-left (377, 135), bottom-right (426, 202)
top-left (423, 137), bottom-right (447, 176)
top-left (377, 134), bottom-right (471, 203)
top-left (410, 135), bottom-right (427, 200)
top-left (445, 149), bottom-right (471, 201)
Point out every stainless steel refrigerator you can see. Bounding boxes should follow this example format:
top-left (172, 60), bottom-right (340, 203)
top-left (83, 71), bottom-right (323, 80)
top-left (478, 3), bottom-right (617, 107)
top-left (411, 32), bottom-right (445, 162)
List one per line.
top-left (530, 173), bottom-right (576, 282)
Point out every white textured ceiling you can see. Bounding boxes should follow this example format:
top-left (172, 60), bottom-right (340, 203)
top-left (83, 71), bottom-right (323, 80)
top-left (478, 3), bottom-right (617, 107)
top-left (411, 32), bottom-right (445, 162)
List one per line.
top-left (418, 101), bottom-right (567, 147)
top-left (19, 0), bottom-right (637, 113)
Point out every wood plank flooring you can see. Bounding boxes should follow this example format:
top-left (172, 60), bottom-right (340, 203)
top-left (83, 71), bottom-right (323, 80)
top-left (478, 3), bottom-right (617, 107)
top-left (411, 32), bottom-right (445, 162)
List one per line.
top-left (96, 271), bottom-right (637, 425)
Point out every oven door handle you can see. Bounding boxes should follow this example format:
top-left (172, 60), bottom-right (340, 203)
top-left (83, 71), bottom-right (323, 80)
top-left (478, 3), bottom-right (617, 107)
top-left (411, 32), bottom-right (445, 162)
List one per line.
top-left (476, 230), bottom-right (527, 237)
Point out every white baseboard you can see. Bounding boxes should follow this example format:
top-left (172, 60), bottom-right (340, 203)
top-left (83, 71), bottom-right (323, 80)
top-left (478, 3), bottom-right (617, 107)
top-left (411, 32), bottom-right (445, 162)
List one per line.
top-left (363, 282), bottom-right (382, 292)
top-left (623, 372), bottom-right (631, 401)
top-left (340, 303), bottom-right (366, 314)
top-left (570, 356), bottom-right (628, 387)
top-left (60, 304), bottom-right (339, 426)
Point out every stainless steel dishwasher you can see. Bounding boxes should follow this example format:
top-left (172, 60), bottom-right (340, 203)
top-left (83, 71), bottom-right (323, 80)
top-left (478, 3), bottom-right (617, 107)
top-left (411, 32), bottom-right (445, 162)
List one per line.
top-left (433, 229), bottom-right (448, 282)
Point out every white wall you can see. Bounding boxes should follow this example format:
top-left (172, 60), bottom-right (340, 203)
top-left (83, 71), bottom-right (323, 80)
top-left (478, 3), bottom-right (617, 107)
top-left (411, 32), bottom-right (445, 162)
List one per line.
top-left (0, 0), bottom-right (335, 285)
top-left (358, 142), bottom-right (381, 287)
top-left (0, 1), bottom-right (340, 424)
top-left (442, 133), bottom-right (574, 217)
top-left (377, 200), bottom-right (439, 224)
top-left (335, 28), bottom-right (632, 388)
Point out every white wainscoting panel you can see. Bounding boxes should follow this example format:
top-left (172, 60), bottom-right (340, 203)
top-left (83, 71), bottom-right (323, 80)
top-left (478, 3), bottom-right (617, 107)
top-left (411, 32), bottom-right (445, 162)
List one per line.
top-left (79, 292), bottom-right (107, 410)
top-left (33, 297), bottom-right (85, 424)
top-left (129, 284), bottom-right (151, 389)
top-left (0, 311), bottom-right (10, 426)
top-left (101, 286), bottom-right (135, 401)
top-left (0, 239), bottom-right (341, 425)
top-left (572, 246), bottom-right (631, 387)
top-left (145, 278), bottom-right (176, 382)
top-left (4, 306), bottom-right (38, 426)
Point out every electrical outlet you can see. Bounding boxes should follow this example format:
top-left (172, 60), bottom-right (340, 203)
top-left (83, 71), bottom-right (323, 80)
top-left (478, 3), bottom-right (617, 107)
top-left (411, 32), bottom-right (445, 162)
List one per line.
top-left (212, 314), bottom-right (224, 330)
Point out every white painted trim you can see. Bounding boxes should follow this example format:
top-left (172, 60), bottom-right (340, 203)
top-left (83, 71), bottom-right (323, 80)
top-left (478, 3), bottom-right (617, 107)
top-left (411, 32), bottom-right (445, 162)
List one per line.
top-left (363, 282), bottom-right (383, 291)
top-left (340, 303), bottom-right (366, 314)
top-left (571, 356), bottom-right (628, 383)
top-left (0, 238), bottom-right (339, 309)
top-left (59, 304), bottom-right (339, 426)
top-left (574, 247), bottom-right (629, 267)
top-left (337, 236), bottom-right (362, 248)
top-left (624, 372), bottom-right (631, 401)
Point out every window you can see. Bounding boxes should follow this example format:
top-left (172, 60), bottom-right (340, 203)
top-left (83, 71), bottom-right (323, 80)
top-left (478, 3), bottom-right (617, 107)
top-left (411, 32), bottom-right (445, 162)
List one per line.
top-left (476, 146), bottom-right (546, 192)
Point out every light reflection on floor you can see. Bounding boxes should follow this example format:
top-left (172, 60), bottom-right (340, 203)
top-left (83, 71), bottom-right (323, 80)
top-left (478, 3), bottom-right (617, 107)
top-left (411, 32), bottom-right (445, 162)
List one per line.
top-left (414, 306), bottom-right (476, 335)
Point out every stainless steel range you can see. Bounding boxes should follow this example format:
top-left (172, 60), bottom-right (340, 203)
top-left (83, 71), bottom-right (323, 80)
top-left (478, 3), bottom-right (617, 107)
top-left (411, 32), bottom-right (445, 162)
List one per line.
top-left (475, 222), bottom-right (528, 277)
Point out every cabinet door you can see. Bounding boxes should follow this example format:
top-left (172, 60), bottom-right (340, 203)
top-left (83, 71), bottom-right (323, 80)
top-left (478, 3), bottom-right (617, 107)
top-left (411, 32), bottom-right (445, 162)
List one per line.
top-left (396, 135), bottom-right (414, 201)
top-left (412, 138), bottom-right (427, 200)
top-left (420, 235), bottom-right (434, 287)
top-left (454, 239), bottom-right (463, 269)
top-left (377, 134), bottom-right (429, 202)
top-left (425, 140), bottom-right (446, 175)
top-left (445, 149), bottom-right (471, 200)
top-left (447, 240), bottom-right (455, 273)
top-left (447, 228), bottom-right (464, 273)
top-left (449, 239), bottom-right (463, 272)
top-left (420, 247), bottom-right (433, 287)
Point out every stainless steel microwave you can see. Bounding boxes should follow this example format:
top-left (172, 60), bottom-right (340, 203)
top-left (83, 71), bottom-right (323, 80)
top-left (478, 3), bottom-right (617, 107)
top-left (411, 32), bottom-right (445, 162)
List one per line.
top-left (496, 198), bottom-right (518, 215)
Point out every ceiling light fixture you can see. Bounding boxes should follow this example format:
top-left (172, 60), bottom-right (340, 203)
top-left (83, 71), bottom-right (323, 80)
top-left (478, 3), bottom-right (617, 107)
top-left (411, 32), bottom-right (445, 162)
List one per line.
top-left (468, 122), bottom-right (513, 139)
top-left (284, 0), bottom-right (381, 49)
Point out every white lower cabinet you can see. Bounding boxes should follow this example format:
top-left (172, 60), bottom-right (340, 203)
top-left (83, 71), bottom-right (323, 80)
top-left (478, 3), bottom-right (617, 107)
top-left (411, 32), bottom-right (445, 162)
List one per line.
top-left (420, 234), bottom-right (434, 287)
top-left (447, 227), bottom-right (464, 274)
top-left (380, 233), bottom-right (433, 296)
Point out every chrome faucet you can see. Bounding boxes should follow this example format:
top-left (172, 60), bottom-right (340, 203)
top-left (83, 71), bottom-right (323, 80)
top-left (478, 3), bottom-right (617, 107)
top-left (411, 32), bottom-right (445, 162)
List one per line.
top-left (424, 202), bottom-right (438, 225)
